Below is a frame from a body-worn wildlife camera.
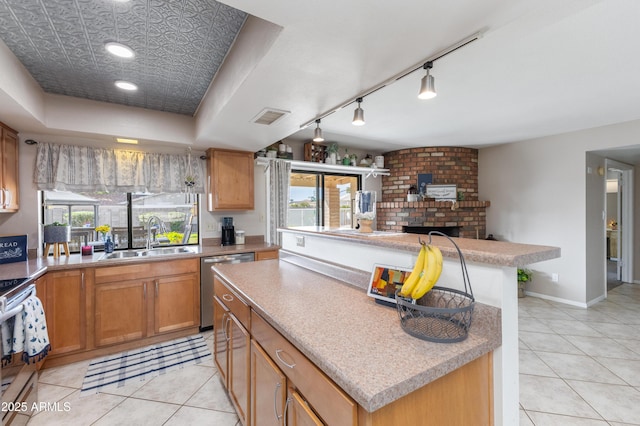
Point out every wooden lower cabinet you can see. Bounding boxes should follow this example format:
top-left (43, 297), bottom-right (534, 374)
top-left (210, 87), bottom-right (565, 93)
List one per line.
top-left (229, 313), bottom-right (251, 425)
top-left (251, 340), bottom-right (286, 426)
top-left (288, 388), bottom-right (323, 426)
top-left (213, 296), bottom-right (230, 385)
top-left (214, 277), bottom-right (251, 426)
top-left (255, 249), bottom-right (279, 261)
top-left (94, 258), bottom-right (199, 348)
top-left (46, 269), bottom-right (87, 355)
top-left (357, 352), bottom-right (493, 426)
top-left (94, 279), bottom-right (149, 347)
top-left (154, 273), bottom-right (199, 334)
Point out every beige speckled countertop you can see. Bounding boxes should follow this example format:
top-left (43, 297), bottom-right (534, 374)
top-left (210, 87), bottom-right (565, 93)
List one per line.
top-left (212, 259), bottom-right (502, 413)
top-left (0, 242), bottom-right (279, 282)
top-left (281, 227), bottom-right (560, 267)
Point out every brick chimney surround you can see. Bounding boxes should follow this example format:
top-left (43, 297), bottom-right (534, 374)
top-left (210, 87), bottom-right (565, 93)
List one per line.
top-left (377, 147), bottom-right (490, 239)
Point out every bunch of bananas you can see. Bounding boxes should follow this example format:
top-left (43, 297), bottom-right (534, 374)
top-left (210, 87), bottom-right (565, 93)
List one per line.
top-left (398, 243), bottom-right (443, 300)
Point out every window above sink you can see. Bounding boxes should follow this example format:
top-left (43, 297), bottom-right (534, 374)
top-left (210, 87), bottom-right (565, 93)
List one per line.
top-left (42, 191), bottom-right (199, 255)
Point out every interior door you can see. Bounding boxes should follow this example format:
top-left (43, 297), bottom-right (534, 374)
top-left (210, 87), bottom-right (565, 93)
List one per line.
top-left (616, 173), bottom-right (623, 280)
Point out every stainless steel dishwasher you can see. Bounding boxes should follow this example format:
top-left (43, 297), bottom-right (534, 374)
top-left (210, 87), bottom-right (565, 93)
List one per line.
top-left (200, 252), bottom-right (255, 330)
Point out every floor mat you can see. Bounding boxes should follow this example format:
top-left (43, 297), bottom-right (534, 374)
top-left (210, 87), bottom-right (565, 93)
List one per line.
top-left (80, 334), bottom-right (212, 394)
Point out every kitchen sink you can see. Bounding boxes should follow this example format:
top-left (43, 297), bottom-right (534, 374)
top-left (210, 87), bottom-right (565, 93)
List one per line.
top-left (100, 246), bottom-right (195, 260)
top-left (139, 247), bottom-right (195, 256)
top-left (100, 251), bottom-right (142, 260)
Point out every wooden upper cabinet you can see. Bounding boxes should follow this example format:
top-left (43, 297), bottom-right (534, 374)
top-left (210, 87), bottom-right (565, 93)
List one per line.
top-left (0, 122), bottom-right (19, 213)
top-left (206, 148), bottom-right (254, 211)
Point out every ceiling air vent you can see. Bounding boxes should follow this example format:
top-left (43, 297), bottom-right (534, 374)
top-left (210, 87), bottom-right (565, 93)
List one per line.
top-left (252, 108), bottom-right (290, 125)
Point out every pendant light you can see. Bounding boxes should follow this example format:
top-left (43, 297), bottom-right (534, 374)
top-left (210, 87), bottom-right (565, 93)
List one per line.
top-left (352, 97), bottom-right (365, 126)
top-left (418, 61), bottom-right (436, 99)
top-left (313, 119), bottom-right (324, 142)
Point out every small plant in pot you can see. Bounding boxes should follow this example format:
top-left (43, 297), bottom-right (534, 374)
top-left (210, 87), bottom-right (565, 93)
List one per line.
top-left (517, 268), bottom-right (533, 298)
top-left (43, 221), bottom-right (71, 243)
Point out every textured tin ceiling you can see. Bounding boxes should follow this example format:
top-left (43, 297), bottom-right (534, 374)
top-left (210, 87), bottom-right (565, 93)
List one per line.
top-left (0, 0), bottom-right (246, 116)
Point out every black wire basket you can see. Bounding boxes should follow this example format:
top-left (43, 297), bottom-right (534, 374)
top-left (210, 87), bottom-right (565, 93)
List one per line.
top-left (396, 232), bottom-right (475, 343)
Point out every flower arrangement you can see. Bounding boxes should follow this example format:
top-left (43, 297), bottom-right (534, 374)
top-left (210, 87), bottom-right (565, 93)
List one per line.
top-left (95, 224), bottom-right (111, 239)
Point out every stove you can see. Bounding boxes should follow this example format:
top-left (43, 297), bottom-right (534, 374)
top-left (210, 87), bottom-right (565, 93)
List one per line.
top-left (0, 276), bottom-right (38, 426)
top-left (0, 277), bottom-right (32, 313)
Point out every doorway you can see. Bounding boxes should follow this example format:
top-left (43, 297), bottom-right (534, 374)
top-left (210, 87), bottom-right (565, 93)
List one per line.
top-left (604, 159), bottom-right (634, 292)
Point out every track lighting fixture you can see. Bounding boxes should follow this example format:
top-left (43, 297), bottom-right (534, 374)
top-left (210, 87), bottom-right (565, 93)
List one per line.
top-left (313, 119), bottom-right (324, 142)
top-left (418, 61), bottom-right (436, 99)
top-left (352, 98), bottom-right (365, 126)
top-left (300, 32), bottom-right (481, 130)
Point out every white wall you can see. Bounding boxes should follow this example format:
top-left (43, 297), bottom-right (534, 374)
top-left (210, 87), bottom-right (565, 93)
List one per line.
top-left (479, 119), bottom-right (640, 305)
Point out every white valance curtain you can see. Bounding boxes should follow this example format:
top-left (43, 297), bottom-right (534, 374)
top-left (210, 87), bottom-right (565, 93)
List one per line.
top-left (34, 142), bottom-right (206, 194)
top-left (266, 159), bottom-right (291, 245)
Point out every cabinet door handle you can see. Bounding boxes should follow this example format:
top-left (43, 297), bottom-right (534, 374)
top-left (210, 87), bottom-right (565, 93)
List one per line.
top-left (222, 293), bottom-right (234, 302)
top-left (274, 382), bottom-right (283, 421)
top-left (155, 280), bottom-right (159, 298)
top-left (275, 349), bottom-right (296, 369)
top-left (81, 272), bottom-right (85, 290)
top-left (144, 282), bottom-right (147, 300)
top-left (221, 313), bottom-right (229, 341)
top-left (283, 396), bottom-right (292, 426)
top-left (0, 188), bottom-right (4, 208)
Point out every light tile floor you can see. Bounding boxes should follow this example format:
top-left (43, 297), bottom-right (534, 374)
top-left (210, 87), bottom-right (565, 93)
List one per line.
top-left (27, 284), bottom-right (640, 425)
top-left (520, 283), bottom-right (640, 425)
top-left (28, 330), bottom-right (240, 426)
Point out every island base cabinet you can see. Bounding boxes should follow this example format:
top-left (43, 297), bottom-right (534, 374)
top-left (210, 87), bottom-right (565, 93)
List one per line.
top-left (251, 311), bottom-right (357, 426)
top-left (214, 276), bottom-right (252, 426)
top-left (357, 352), bottom-right (493, 426)
top-left (213, 296), bottom-right (230, 386)
top-left (287, 388), bottom-right (323, 426)
top-left (251, 340), bottom-right (286, 426)
top-left (229, 314), bottom-right (250, 425)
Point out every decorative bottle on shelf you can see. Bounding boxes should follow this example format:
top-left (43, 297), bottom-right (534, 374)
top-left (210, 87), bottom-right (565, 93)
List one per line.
top-left (104, 235), bottom-right (114, 253)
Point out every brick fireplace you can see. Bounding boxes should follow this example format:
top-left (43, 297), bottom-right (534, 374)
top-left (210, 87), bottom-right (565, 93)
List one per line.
top-left (377, 147), bottom-right (490, 239)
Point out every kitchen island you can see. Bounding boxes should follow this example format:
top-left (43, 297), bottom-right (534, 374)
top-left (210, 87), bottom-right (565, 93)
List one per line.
top-left (212, 257), bottom-right (501, 425)
top-left (278, 227), bottom-right (561, 425)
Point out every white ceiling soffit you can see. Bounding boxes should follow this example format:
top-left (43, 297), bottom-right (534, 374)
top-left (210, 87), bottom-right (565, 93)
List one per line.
top-left (3, 0), bottom-right (640, 156)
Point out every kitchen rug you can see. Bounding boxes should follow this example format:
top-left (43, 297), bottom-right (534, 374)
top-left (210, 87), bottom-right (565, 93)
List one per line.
top-left (80, 334), bottom-right (212, 394)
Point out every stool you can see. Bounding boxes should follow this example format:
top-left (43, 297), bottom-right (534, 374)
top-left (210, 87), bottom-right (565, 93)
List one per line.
top-left (44, 242), bottom-right (70, 257)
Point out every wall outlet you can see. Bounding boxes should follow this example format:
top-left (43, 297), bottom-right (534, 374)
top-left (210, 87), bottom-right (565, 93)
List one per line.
top-left (551, 273), bottom-right (559, 282)
top-left (296, 236), bottom-right (305, 247)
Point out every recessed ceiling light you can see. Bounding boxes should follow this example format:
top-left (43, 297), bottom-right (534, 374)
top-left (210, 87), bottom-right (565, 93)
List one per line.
top-left (115, 80), bottom-right (138, 91)
top-left (116, 138), bottom-right (138, 144)
top-left (105, 42), bottom-right (135, 59)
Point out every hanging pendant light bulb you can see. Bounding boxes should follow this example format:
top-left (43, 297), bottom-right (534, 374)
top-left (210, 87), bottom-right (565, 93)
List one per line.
top-left (352, 97), bottom-right (365, 126)
top-left (418, 61), bottom-right (437, 99)
top-left (313, 119), bottom-right (324, 142)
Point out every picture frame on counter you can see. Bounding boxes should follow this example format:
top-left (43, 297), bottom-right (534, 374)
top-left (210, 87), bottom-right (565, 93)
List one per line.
top-left (0, 235), bottom-right (27, 264)
top-left (366, 263), bottom-right (412, 307)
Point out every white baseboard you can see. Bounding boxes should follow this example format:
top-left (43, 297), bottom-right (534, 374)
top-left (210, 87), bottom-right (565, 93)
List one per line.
top-left (524, 291), bottom-right (589, 308)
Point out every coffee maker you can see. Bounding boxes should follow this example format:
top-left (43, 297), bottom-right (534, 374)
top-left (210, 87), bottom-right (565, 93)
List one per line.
top-left (221, 217), bottom-right (235, 246)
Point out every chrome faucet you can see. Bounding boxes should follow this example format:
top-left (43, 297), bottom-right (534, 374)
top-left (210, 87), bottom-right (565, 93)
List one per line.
top-left (146, 215), bottom-right (166, 250)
